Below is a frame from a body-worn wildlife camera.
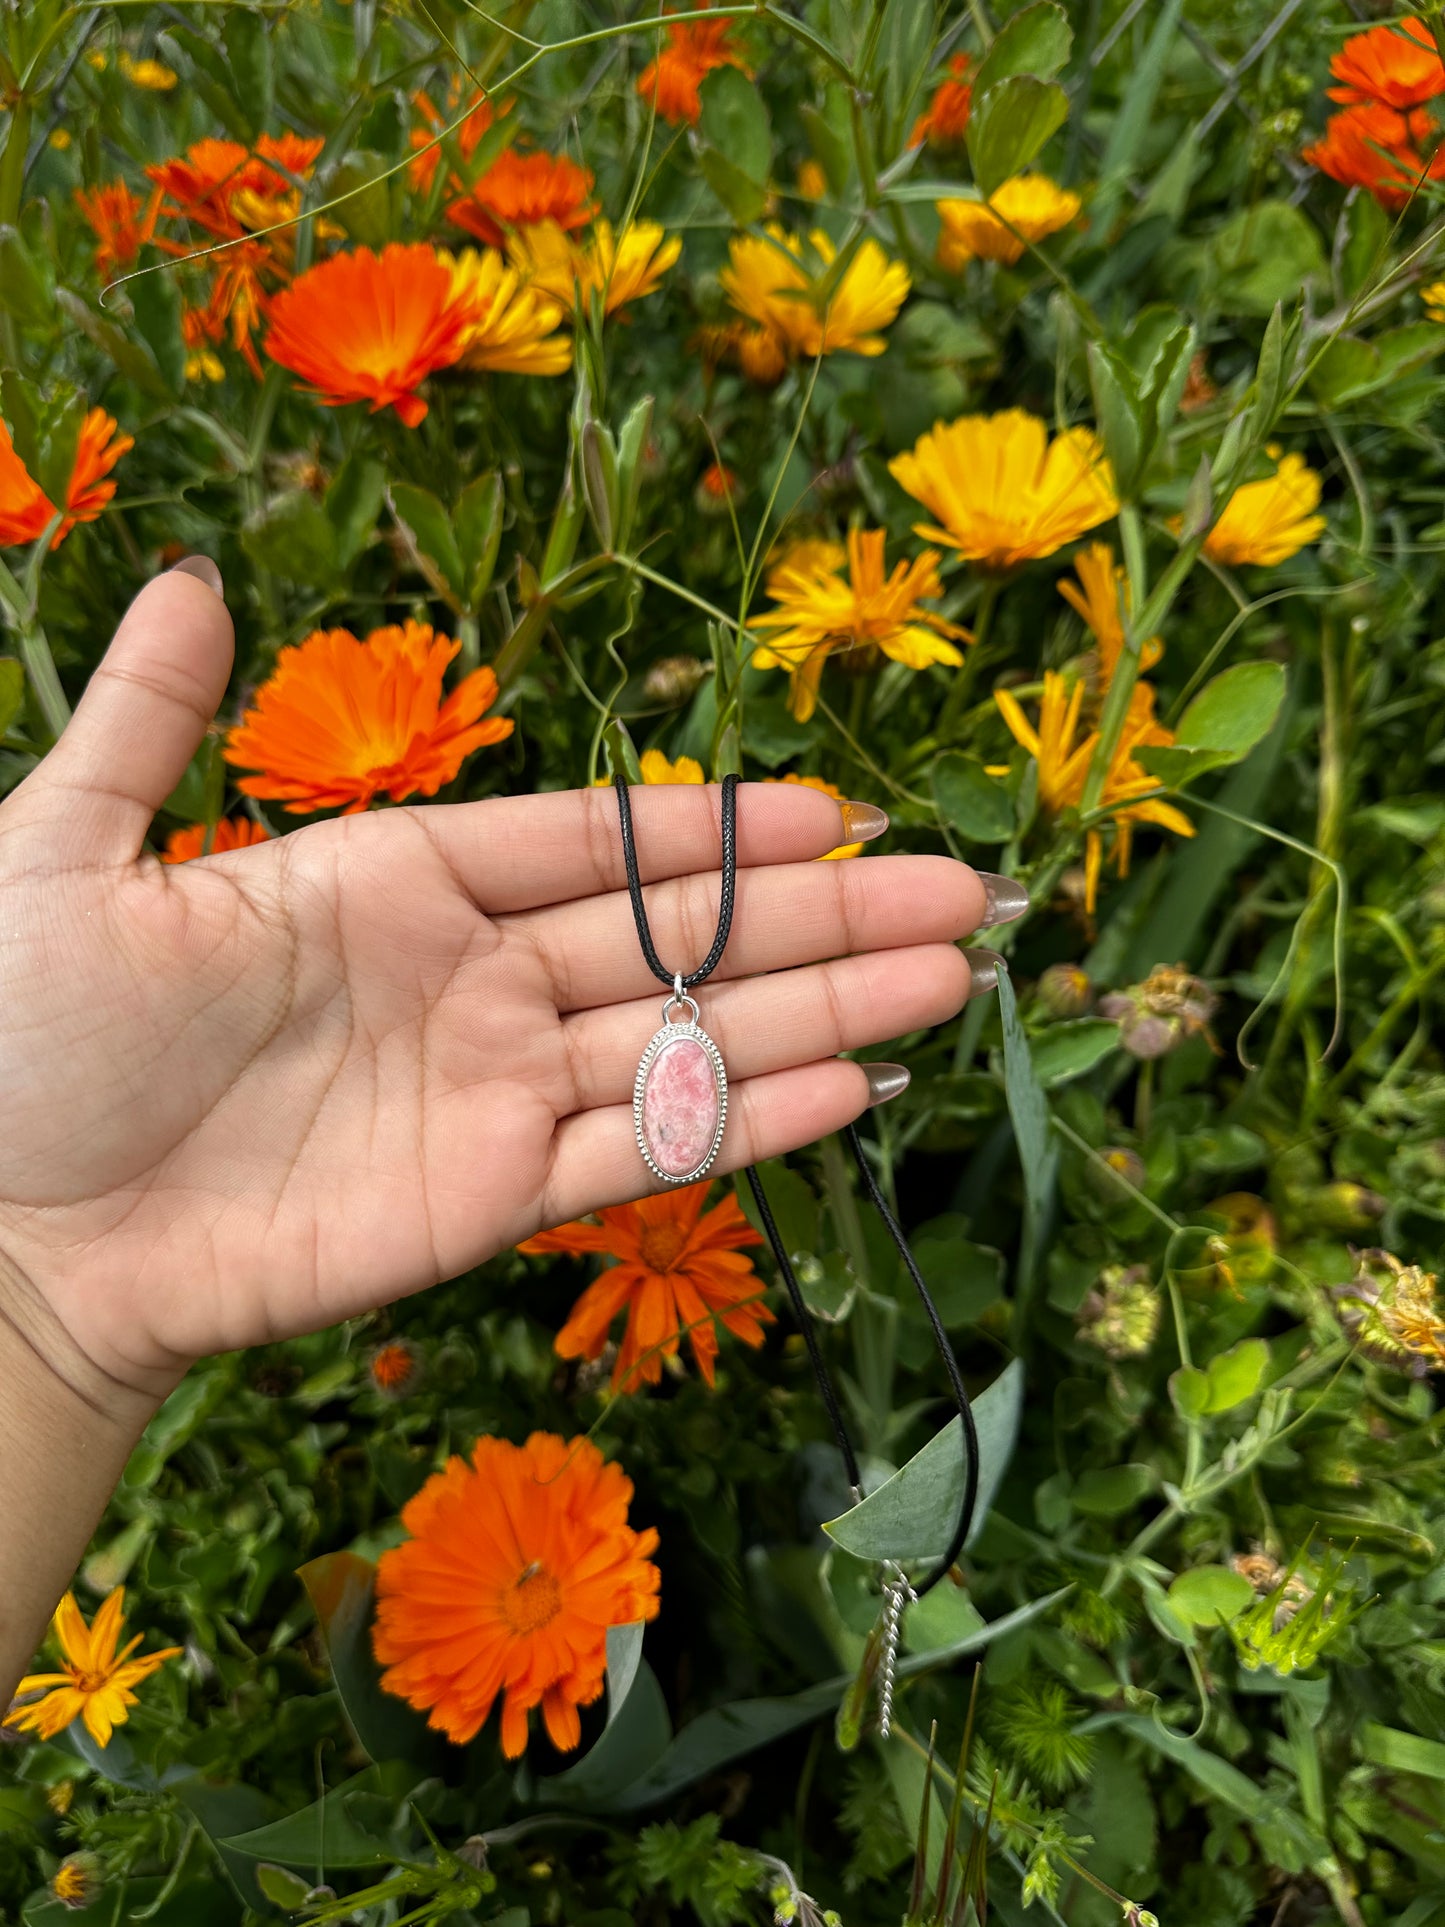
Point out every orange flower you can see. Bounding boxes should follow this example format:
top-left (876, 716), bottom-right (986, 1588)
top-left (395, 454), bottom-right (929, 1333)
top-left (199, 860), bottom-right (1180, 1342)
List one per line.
top-left (1303, 102), bottom-right (1443, 206)
top-left (448, 148), bottom-right (595, 247)
top-left (146, 134), bottom-right (324, 239)
top-left (0, 409), bottom-right (133, 550)
top-left (520, 1183), bottom-right (771, 1392)
top-left (409, 88), bottom-right (499, 196)
top-left (373, 1432), bottom-right (660, 1754)
top-left (74, 180), bottom-right (161, 278)
top-left (1329, 19), bottom-right (1445, 111)
top-left (262, 244), bottom-right (475, 425)
top-left (910, 54), bottom-right (972, 148)
top-left (369, 1338), bottom-right (422, 1396)
top-left (223, 620), bottom-right (514, 814)
top-left (638, 8), bottom-right (749, 125)
top-left (161, 817), bottom-right (271, 862)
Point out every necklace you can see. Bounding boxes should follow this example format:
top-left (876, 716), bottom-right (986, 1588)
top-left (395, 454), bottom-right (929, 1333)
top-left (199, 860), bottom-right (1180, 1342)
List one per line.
top-left (613, 772), bottom-right (737, 1185)
top-left (612, 770), bottom-right (983, 1735)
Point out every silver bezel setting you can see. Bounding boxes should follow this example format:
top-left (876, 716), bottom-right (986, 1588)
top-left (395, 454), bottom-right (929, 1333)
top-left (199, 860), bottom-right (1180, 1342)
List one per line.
top-left (633, 1021), bottom-right (728, 1186)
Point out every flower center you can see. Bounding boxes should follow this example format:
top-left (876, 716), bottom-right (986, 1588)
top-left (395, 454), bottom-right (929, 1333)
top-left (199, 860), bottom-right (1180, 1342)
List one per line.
top-left (638, 1225), bottom-right (688, 1273)
top-left (502, 1562), bottom-right (562, 1636)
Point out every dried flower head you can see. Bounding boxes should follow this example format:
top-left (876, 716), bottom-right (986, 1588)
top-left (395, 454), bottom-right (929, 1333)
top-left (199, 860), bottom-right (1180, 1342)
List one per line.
top-left (643, 655), bottom-right (710, 706)
top-left (1077, 1263), bottom-right (1160, 1360)
top-left (1098, 964), bottom-right (1219, 1060)
top-left (1332, 1248), bottom-right (1445, 1376)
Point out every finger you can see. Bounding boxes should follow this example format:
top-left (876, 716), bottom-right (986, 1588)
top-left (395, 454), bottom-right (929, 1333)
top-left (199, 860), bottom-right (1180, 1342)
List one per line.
top-left (19, 560), bottom-right (233, 865)
top-left (509, 852), bottom-right (986, 1013)
top-left (556, 942), bottom-right (971, 1113)
top-left (538, 1056), bottom-right (875, 1227)
top-left (410, 781), bottom-right (884, 913)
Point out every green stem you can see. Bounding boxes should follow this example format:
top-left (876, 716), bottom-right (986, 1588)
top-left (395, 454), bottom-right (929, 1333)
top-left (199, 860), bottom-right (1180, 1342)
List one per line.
top-left (936, 579), bottom-right (999, 742)
top-left (19, 623), bottom-right (70, 740)
top-left (822, 1133), bottom-right (893, 1455)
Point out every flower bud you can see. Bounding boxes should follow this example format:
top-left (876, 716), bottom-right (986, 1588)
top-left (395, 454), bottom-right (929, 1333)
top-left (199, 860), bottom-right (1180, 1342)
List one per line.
top-left (1036, 962), bottom-right (1093, 1018)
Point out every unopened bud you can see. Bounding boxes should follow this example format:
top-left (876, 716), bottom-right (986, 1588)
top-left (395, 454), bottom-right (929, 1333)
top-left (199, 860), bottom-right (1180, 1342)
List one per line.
top-left (1036, 961), bottom-right (1093, 1018)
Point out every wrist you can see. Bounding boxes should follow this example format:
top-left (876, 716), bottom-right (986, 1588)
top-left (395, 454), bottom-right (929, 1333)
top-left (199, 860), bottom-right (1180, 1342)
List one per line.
top-left (0, 1252), bottom-right (168, 1446)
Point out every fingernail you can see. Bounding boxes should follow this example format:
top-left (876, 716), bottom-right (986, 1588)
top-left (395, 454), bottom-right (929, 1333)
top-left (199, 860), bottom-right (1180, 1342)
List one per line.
top-left (963, 947), bottom-right (1004, 996)
top-left (840, 800), bottom-right (889, 844)
top-left (975, 872), bottom-right (1029, 928)
top-left (862, 1062), bottom-right (910, 1106)
top-left (168, 553), bottom-right (224, 598)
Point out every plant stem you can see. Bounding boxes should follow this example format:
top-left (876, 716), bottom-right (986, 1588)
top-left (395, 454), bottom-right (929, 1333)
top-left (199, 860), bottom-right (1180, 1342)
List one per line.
top-left (936, 579), bottom-right (999, 742)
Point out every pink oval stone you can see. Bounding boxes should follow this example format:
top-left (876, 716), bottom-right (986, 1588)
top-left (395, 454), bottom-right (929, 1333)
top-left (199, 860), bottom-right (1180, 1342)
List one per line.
top-left (641, 1036), bottom-right (720, 1177)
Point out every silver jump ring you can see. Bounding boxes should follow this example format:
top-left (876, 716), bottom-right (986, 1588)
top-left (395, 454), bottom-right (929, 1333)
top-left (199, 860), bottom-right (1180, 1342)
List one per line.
top-left (661, 982), bottom-right (701, 1027)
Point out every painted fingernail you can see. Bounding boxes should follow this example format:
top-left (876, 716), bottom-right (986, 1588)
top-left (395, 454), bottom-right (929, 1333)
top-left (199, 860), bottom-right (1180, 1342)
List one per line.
top-left (862, 1062), bottom-right (910, 1106)
top-left (963, 947), bottom-right (1004, 996)
top-left (975, 872), bottom-right (1029, 928)
top-left (840, 800), bottom-right (889, 844)
top-left (168, 553), bottom-right (224, 598)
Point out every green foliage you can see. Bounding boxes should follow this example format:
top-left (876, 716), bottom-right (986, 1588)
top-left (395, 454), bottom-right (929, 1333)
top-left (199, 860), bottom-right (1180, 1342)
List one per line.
top-left (6, 0), bottom-right (1445, 1923)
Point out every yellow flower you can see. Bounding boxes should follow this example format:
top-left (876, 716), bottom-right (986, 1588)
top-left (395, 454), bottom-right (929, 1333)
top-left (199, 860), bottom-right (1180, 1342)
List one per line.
top-left (752, 527), bottom-right (970, 722)
top-left (1057, 542), bottom-right (1162, 684)
top-left (1423, 280), bottom-right (1445, 321)
top-left (994, 673), bottom-right (1193, 912)
top-left (1201, 450), bottom-right (1325, 567)
top-left (509, 220), bottom-right (680, 319)
top-left (440, 248), bottom-right (573, 375)
top-left (797, 158), bottom-right (828, 201)
top-left (765, 536), bottom-right (847, 587)
top-left (889, 409), bottom-right (1118, 571)
top-left (49, 128), bottom-right (72, 151)
top-left (721, 226), bottom-right (909, 368)
top-left (119, 51), bottom-right (178, 90)
top-left (593, 749), bottom-right (705, 786)
top-left (937, 175), bottom-right (1081, 268)
top-left (4, 1589), bottom-right (181, 1748)
top-left (51, 1854), bottom-right (101, 1910)
top-left (764, 772), bottom-right (865, 857)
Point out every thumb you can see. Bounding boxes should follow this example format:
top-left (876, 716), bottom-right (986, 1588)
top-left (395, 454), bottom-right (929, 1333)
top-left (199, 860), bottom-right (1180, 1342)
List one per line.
top-left (20, 557), bottom-right (235, 865)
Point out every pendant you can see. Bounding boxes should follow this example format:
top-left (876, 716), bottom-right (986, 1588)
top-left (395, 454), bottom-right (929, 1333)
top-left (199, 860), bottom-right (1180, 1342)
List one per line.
top-left (633, 977), bottom-right (728, 1185)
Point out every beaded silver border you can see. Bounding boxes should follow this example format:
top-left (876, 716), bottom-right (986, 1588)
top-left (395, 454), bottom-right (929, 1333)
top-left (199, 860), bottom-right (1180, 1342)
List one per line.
top-left (632, 1021), bottom-right (728, 1186)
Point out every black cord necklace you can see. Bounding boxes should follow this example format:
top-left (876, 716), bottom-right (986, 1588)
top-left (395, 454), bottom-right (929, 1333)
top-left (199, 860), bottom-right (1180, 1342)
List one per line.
top-left (612, 775), bottom-right (981, 1640)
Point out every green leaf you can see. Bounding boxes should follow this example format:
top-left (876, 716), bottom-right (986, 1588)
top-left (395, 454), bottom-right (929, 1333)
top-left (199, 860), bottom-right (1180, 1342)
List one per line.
top-left (614, 395), bottom-right (653, 555)
top-left (737, 1160), bottom-right (819, 1264)
top-left (1110, 1714), bottom-right (1327, 1859)
top-left (241, 491), bottom-right (339, 590)
top-left (538, 1651), bottom-right (673, 1808)
top-left (698, 147), bottom-right (770, 226)
top-left (972, 1), bottom-right (1072, 96)
top-left (580, 419), bottom-right (619, 552)
top-left (389, 482), bottom-right (466, 602)
top-left (325, 454), bottom-right (386, 572)
top-left (1029, 1019), bottom-right (1119, 1086)
top-left (255, 1864), bottom-right (314, 1909)
top-left (1204, 1336), bottom-right (1270, 1411)
top-left (457, 470), bottom-right (506, 608)
top-left (699, 64), bottom-right (771, 185)
top-left (33, 386), bottom-right (86, 514)
top-left (128, 267), bottom-right (187, 397)
top-left (1208, 201), bottom-right (1326, 319)
top-left (222, 8), bottom-right (273, 131)
top-left (604, 1587), bottom-right (1067, 1811)
top-left (824, 1358), bottom-right (1025, 1561)
top-left (57, 289), bottom-right (173, 401)
top-left (0, 224), bottom-right (51, 326)
top-left (219, 1767), bottom-right (417, 1869)
top-left (1, 366), bottom-right (40, 479)
top-left (1094, 0), bottom-right (1187, 222)
top-left (1176, 662), bottom-right (1287, 758)
top-left (967, 74), bottom-right (1069, 199)
top-left (1361, 1723), bottom-right (1445, 1781)
top-left (1248, 303), bottom-right (1289, 448)
top-left (0, 658), bottom-right (24, 739)
top-left (330, 151), bottom-right (397, 251)
top-left (1087, 342), bottom-right (1144, 498)
top-left (298, 1553), bottom-right (452, 1774)
top-left (932, 752), bottom-right (1015, 843)
top-left (1073, 1462), bottom-right (1153, 1517)
top-left (1168, 1564), bottom-right (1255, 1627)
top-left (998, 965), bottom-right (1059, 1284)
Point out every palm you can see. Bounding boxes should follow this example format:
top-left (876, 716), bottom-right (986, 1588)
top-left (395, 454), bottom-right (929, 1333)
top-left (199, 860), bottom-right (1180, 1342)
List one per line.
top-left (0, 571), bottom-right (983, 1399)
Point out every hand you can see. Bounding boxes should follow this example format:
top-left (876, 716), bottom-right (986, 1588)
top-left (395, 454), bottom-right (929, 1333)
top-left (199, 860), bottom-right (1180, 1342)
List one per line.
top-left (0, 565), bottom-right (986, 1414)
